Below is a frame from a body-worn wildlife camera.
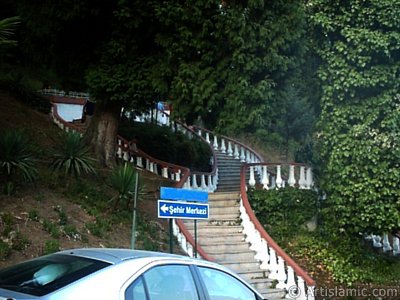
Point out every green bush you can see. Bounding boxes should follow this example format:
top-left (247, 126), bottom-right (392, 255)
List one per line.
top-left (0, 240), bottom-right (11, 260)
top-left (248, 188), bottom-right (319, 242)
top-left (0, 129), bottom-right (38, 193)
top-left (44, 240), bottom-right (60, 255)
top-left (51, 132), bottom-right (96, 182)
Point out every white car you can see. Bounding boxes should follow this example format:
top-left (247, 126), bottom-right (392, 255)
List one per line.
top-left (0, 248), bottom-right (265, 300)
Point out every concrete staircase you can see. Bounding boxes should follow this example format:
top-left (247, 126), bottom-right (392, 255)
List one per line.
top-left (183, 151), bottom-right (286, 299)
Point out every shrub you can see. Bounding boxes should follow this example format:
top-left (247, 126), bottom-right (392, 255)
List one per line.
top-left (248, 188), bottom-right (319, 243)
top-left (0, 129), bottom-right (37, 194)
top-left (44, 240), bottom-right (60, 255)
top-left (0, 240), bottom-right (11, 260)
top-left (109, 163), bottom-right (138, 210)
top-left (51, 132), bottom-right (96, 182)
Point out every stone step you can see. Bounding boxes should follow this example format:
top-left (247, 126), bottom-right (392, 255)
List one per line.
top-left (209, 251), bottom-right (257, 262)
top-left (208, 198), bottom-right (239, 207)
top-left (200, 242), bottom-right (250, 253)
top-left (192, 233), bottom-right (245, 244)
top-left (208, 192), bottom-right (240, 200)
top-left (184, 223), bottom-right (242, 233)
top-left (219, 259), bottom-right (261, 272)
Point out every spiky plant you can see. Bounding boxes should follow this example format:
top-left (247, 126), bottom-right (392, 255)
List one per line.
top-left (109, 163), bottom-right (138, 210)
top-left (51, 132), bottom-right (96, 182)
top-left (0, 129), bottom-right (37, 194)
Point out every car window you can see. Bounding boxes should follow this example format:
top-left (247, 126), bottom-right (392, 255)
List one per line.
top-left (0, 254), bottom-right (110, 296)
top-left (125, 264), bottom-right (199, 300)
top-left (198, 267), bottom-right (257, 300)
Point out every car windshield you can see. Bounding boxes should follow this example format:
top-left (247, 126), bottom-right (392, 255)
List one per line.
top-left (0, 253), bottom-right (110, 296)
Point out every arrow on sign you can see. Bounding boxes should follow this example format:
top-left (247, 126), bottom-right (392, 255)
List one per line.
top-left (160, 204), bottom-right (169, 214)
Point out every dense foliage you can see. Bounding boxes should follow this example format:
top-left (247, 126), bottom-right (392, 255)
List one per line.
top-left (249, 188), bottom-right (319, 243)
top-left (309, 0), bottom-right (400, 236)
top-left (119, 121), bottom-right (212, 172)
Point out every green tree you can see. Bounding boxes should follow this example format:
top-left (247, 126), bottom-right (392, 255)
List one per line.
top-left (309, 0), bottom-right (400, 236)
top-left (156, 0), bottom-right (308, 135)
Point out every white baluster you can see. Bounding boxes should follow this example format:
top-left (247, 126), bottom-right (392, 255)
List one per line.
top-left (234, 144), bottom-right (240, 159)
top-left (298, 166), bottom-right (307, 189)
top-left (174, 171), bottom-right (180, 182)
top-left (240, 147), bottom-right (246, 162)
top-left (200, 175), bottom-right (207, 190)
top-left (306, 168), bottom-right (313, 189)
top-left (130, 156), bottom-right (134, 164)
top-left (145, 159), bottom-right (150, 171)
top-left (213, 136), bottom-right (219, 150)
top-left (227, 141), bottom-right (233, 156)
top-left (192, 174), bottom-right (199, 189)
top-left (276, 165), bottom-right (283, 188)
top-left (206, 132), bottom-right (210, 144)
top-left (184, 177), bottom-right (191, 189)
top-left (197, 129), bottom-right (202, 137)
top-left (116, 141), bottom-right (122, 159)
top-left (246, 150), bottom-right (251, 163)
top-left (268, 248), bottom-right (279, 280)
top-left (261, 166), bottom-right (269, 190)
top-left (372, 235), bottom-right (382, 248)
top-left (297, 277), bottom-right (308, 300)
top-left (207, 175), bottom-right (214, 192)
top-left (288, 165), bottom-right (296, 187)
top-left (259, 239), bottom-right (270, 270)
top-left (136, 156), bottom-right (143, 168)
top-left (382, 233), bottom-right (392, 252)
top-left (249, 166), bottom-right (256, 187)
top-left (285, 266), bottom-right (297, 297)
top-left (221, 139), bottom-right (226, 153)
top-left (393, 237), bottom-right (400, 255)
top-left (162, 167), bottom-right (168, 178)
top-left (275, 256), bottom-right (287, 289)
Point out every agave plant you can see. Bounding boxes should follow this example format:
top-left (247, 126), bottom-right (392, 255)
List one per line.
top-left (51, 132), bottom-right (96, 182)
top-left (109, 163), bottom-right (138, 210)
top-left (0, 129), bottom-right (37, 194)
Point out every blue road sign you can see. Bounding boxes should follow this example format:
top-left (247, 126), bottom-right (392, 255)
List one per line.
top-left (160, 187), bottom-right (208, 203)
top-left (158, 200), bottom-right (209, 220)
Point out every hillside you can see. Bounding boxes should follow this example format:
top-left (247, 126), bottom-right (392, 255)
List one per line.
top-left (0, 91), bottom-right (175, 269)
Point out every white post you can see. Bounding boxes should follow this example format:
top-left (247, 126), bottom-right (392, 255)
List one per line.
top-left (240, 147), bottom-right (246, 162)
top-left (221, 138), bottom-right (226, 153)
top-left (288, 165), bottom-right (296, 187)
top-left (192, 174), bottom-right (199, 189)
top-left (227, 141), bottom-right (233, 156)
top-left (285, 266), bottom-right (297, 297)
top-left (298, 166), bottom-right (307, 189)
top-left (249, 166), bottom-right (256, 187)
top-left (200, 175), bottom-right (207, 191)
top-left (206, 132), bottom-right (210, 144)
top-left (306, 168), bottom-right (313, 189)
top-left (261, 166), bottom-right (269, 190)
top-left (234, 144), bottom-right (240, 159)
top-left (162, 167), bottom-right (168, 178)
top-left (383, 233), bottom-right (392, 252)
top-left (213, 136), bottom-right (219, 150)
top-left (393, 237), bottom-right (400, 255)
top-left (268, 248), bottom-right (279, 280)
top-left (276, 165), bottom-right (283, 188)
top-left (275, 256), bottom-right (287, 289)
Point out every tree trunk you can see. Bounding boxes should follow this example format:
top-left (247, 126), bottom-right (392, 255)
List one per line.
top-left (86, 100), bottom-right (122, 168)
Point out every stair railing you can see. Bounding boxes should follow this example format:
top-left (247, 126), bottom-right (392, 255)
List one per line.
top-left (192, 126), bottom-right (264, 164)
top-left (50, 102), bottom-right (85, 136)
top-left (364, 233), bottom-right (400, 256)
top-left (240, 163), bottom-right (316, 300)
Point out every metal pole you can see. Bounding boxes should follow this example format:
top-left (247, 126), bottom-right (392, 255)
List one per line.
top-left (131, 172), bottom-right (139, 249)
top-left (169, 219), bottom-right (173, 254)
top-left (194, 220), bottom-right (197, 258)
